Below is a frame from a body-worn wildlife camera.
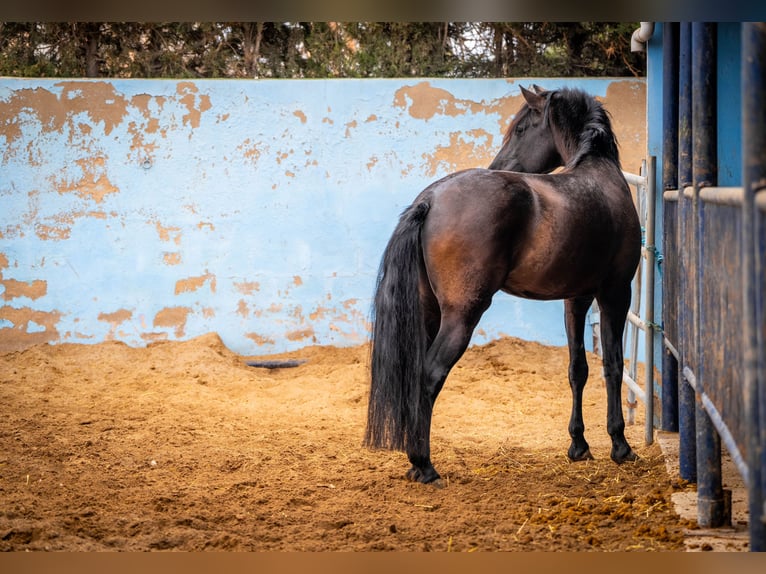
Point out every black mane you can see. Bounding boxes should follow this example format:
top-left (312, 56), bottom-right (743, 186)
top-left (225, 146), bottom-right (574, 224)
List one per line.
top-left (549, 88), bottom-right (621, 168)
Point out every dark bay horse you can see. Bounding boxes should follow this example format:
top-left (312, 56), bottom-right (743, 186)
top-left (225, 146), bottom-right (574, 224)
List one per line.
top-left (364, 86), bottom-right (642, 486)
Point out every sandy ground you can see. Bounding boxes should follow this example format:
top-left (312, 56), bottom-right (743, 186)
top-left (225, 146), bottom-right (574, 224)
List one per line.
top-left (0, 334), bottom-right (696, 551)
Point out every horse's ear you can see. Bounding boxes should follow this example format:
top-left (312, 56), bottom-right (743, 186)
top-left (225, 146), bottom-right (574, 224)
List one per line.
top-left (532, 84), bottom-right (546, 94)
top-left (521, 85), bottom-right (546, 112)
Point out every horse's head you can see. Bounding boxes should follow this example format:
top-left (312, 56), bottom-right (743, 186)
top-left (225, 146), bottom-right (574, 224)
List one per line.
top-left (488, 85), bottom-right (563, 173)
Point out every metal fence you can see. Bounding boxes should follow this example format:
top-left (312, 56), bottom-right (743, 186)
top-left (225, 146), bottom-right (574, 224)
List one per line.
top-left (660, 21), bottom-right (765, 552)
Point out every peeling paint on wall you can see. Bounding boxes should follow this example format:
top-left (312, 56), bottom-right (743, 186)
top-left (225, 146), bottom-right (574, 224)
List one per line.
top-left (0, 78), bottom-right (645, 354)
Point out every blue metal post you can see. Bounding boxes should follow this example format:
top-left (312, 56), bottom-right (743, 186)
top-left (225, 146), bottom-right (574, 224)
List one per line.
top-left (677, 21), bottom-right (697, 483)
top-left (741, 21), bottom-right (766, 553)
top-left (692, 21), bottom-right (728, 528)
top-left (661, 22), bottom-right (679, 433)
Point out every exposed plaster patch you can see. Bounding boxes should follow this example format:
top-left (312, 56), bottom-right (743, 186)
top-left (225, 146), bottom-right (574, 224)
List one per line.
top-left (98, 308), bottom-right (133, 340)
top-left (176, 82), bottom-right (212, 129)
top-left (1, 278), bottom-right (47, 301)
top-left (293, 110), bottom-right (307, 124)
top-left (163, 252), bottom-right (182, 266)
top-left (56, 81), bottom-right (130, 136)
top-left (394, 81), bottom-right (523, 136)
top-left (35, 224), bottom-right (71, 241)
top-left (153, 306), bottom-right (191, 338)
top-left (246, 332), bottom-right (275, 346)
top-left (604, 80), bottom-right (647, 175)
top-left (421, 128), bottom-right (496, 176)
top-left (238, 138), bottom-right (262, 163)
top-left (286, 327), bottom-right (315, 342)
top-left (309, 305), bottom-right (331, 321)
top-left (236, 299), bottom-right (249, 318)
top-left (175, 272), bottom-right (216, 295)
top-left (154, 221), bottom-right (182, 245)
top-left (98, 309), bottom-right (132, 324)
top-left (53, 157), bottom-right (119, 203)
top-left (0, 306), bottom-right (62, 353)
top-left (393, 82), bottom-right (482, 120)
top-left (0, 82), bottom-right (129, 151)
top-left (234, 281), bottom-right (260, 295)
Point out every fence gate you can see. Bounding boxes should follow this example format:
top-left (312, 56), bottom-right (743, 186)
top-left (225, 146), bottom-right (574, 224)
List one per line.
top-left (659, 22), bottom-right (766, 552)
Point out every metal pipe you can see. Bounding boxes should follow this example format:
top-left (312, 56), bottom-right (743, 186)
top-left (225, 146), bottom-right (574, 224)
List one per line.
top-left (683, 367), bottom-right (749, 488)
top-left (626, 161), bottom-right (646, 427)
top-left (664, 336), bottom-right (680, 360)
top-left (663, 23), bottom-right (680, 192)
top-left (677, 21), bottom-right (697, 483)
top-left (622, 171), bottom-right (646, 188)
top-left (663, 189), bottom-right (679, 202)
top-left (698, 187), bottom-right (745, 206)
top-left (741, 20), bottom-right (766, 553)
top-left (692, 21), bottom-right (727, 529)
top-left (631, 22), bottom-right (656, 53)
top-left (661, 23), bottom-right (680, 434)
top-left (626, 310), bottom-right (647, 331)
top-left (644, 156), bottom-right (657, 445)
top-left (623, 369), bottom-right (647, 403)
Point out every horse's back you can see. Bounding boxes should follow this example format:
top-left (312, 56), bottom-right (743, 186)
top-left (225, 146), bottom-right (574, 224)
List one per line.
top-left (420, 165), bottom-right (640, 302)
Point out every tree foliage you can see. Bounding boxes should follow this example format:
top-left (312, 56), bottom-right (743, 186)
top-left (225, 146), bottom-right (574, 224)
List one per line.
top-left (0, 22), bottom-right (645, 79)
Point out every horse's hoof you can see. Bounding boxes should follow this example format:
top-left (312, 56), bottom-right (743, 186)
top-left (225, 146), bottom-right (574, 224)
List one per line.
top-left (612, 448), bottom-right (639, 464)
top-left (567, 448), bottom-right (594, 462)
top-left (406, 465), bottom-right (441, 485)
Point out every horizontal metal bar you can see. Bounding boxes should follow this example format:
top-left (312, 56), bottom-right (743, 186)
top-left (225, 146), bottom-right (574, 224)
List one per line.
top-left (682, 365), bottom-right (697, 391)
top-left (699, 392), bottom-right (750, 487)
top-left (622, 171), bottom-right (646, 188)
top-left (627, 310), bottom-right (647, 331)
top-left (623, 369), bottom-right (646, 403)
top-left (699, 186), bottom-right (744, 206)
top-left (682, 366), bottom-right (750, 486)
top-left (663, 189), bottom-right (679, 202)
top-left (663, 337), bottom-right (680, 360)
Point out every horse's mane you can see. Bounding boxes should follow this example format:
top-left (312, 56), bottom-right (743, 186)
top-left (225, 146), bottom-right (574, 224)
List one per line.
top-left (504, 87), bottom-right (621, 169)
top-left (551, 88), bottom-right (621, 168)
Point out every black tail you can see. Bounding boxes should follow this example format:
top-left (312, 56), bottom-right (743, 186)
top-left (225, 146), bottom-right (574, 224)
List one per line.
top-left (364, 199), bottom-right (431, 453)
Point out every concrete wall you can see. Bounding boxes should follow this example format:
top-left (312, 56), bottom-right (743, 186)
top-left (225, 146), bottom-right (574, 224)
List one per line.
top-left (0, 77), bottom-right (646, 355)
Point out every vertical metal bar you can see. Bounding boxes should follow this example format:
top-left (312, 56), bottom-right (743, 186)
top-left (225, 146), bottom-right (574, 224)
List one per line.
top-left (677, 21), bottom-right (697, 483)
top-left (627, 161), bottom-right (645, 427)
top-left (644, 155), bottom-right (656, 445)
top-left (663, 22), bottom-right (680, 192)
top-left (741, 21), bottom-right (766, 553)
top-left (661, 22), bottom-right (680, 432)
top-left (692, 21), bottom-right (728, 528)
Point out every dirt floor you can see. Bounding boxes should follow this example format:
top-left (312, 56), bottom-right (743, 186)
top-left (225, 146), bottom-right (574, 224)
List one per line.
top-left (0, 333), bottom-right (698, 551)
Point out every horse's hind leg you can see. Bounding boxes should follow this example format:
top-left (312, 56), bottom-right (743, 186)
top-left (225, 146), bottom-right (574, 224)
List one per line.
top-left (406, 305), bottom-right (486, 486)
top-left (597, 283), bottom-right (638, 463)
top-left (564, 295), bottom-right (596, 462)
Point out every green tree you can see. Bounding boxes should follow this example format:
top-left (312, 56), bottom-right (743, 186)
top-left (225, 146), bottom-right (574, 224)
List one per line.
top-left (0, 22), bottom-right (645, 79)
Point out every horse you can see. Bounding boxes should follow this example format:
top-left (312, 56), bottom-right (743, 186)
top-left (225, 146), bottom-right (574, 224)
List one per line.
top-left (363, 85), bottom-right (642, 487)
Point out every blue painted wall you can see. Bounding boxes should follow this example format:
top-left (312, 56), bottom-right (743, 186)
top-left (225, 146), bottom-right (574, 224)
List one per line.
top-left (0, 78), bottom-right (645, 355)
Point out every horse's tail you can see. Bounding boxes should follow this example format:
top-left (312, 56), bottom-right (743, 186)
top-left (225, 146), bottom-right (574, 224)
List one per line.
top-left (364, 198), bottom-right (431, 453)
